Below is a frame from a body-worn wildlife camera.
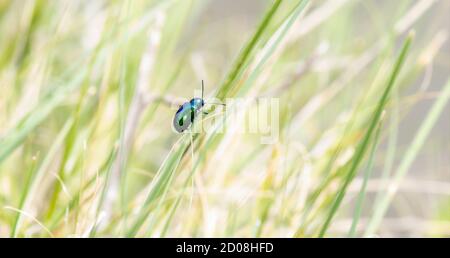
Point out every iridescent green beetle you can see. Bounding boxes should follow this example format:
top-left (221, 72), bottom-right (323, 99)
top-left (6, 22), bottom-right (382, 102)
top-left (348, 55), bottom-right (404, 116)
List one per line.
top-left (173, 81), bottom-right (224, 133)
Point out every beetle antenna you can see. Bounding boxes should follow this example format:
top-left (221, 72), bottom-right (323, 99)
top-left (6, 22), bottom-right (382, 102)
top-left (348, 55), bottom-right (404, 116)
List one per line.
top-left (201, 80), bottom-right (204, 100)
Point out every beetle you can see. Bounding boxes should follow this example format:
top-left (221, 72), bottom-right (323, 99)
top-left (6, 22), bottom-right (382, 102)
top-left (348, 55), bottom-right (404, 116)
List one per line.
top-left (172, 80), bottom-right (224, 133)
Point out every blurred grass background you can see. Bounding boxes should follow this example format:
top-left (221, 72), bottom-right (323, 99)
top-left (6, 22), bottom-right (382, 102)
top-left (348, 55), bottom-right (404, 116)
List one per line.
top-left (0, 0), bottom-right (449, 237)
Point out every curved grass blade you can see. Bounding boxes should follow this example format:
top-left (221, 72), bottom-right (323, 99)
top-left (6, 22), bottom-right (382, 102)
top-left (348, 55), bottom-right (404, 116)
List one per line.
top-left (364, 78), bottom-right (450, 236)
top-left (318, 32), bottom-right (414, 237)
top-left (216, 0), bottom-right (283, 100)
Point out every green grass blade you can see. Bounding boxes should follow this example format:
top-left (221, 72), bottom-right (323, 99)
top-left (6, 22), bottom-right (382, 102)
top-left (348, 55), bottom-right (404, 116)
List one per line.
top-left (216, 0), bottom-right (283, 100)
top-left (348, 120), bottom-right (383, 237)
top-left (10, 118), bottom-right (73, 237)
top-left (126, 137), bottom-right (188, 237)
top-left (0, 69), bottom-right (87, 165)
top-left (365, 78), bottom-right (450, 236)
top-left (318, 32), bottom-right (413, 237)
